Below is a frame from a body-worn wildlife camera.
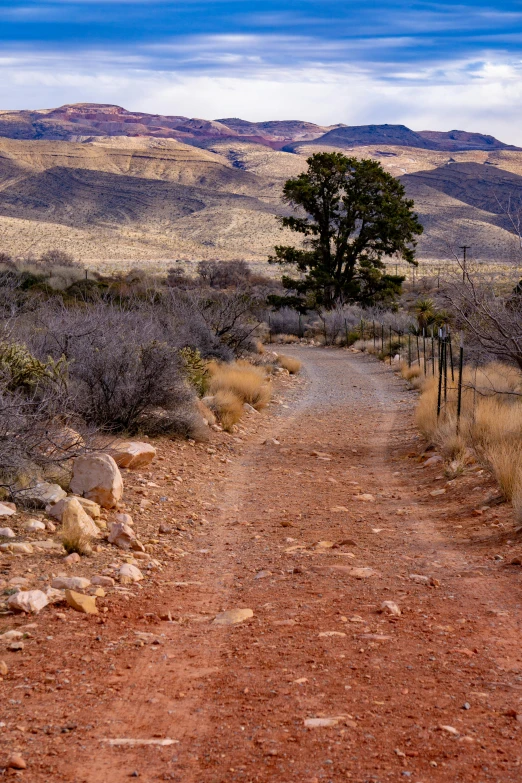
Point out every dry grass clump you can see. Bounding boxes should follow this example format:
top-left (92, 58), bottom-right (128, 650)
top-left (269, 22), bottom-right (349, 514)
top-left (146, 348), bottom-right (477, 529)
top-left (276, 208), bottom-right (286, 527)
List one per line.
top-left (415, 361), bottom-right (522, 511)
top-left (211, 389), bottom-right (244, 431)
top-left (277, 354), bottom-right (302, 374)
top-left (208, 361), bottom-right (271, 410)
top-left (276, 334), bottom-right (300, 344)
top-left (353, 339), bottom-right (379, 354)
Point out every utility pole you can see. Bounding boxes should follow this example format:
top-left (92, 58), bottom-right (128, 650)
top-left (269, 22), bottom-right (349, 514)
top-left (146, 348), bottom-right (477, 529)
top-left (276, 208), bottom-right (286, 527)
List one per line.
top-left (459, 245), bottom-right (471, 282)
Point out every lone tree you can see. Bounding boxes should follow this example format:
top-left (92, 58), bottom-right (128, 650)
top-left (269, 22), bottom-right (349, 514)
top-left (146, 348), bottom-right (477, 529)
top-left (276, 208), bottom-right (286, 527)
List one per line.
top-left (269, 152), bottom-right (423, 307)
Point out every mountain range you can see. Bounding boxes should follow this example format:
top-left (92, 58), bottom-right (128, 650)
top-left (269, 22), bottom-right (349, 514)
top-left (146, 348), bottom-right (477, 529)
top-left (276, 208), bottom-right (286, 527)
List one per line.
top-left (0, 103), bottom-right (521, 271)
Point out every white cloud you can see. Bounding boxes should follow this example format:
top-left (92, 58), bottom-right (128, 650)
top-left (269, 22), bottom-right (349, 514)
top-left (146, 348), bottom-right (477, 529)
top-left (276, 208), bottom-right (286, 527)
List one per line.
top-left (0, 49), bottom-right (521, 145)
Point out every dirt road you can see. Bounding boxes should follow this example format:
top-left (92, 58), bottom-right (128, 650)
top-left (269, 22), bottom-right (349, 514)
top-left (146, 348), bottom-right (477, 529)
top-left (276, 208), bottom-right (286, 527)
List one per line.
top-left (2, 348), bottom-right (522, 782)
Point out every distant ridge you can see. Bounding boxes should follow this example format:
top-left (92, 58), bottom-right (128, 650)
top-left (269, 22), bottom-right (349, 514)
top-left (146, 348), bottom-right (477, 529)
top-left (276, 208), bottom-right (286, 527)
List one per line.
top-left (0, 105), bottom-right (518, 152)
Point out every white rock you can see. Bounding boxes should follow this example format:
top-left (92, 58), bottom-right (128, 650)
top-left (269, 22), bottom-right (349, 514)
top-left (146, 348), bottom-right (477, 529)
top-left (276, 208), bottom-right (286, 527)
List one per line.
top-left (409, 573), bottom-right (430, 584)
top-left (91, 575), bottom-right (115, 587)
top-left (43, 587), bottom-right (66, 604)
top-left (212, 608), bottom-right (253, 626)
top-left (380, 601), bottom-right (401, 616)
top-left (108, 520), bottom-right (137, 550)
top-left (61, 497), bottom-right (99, 542)
top-left (70, 453), bottom-right (123, 509)
top-left (354, 493), bottom-right (375, 502)
top-left (7, 590), bottom-right (49, 614)
top-left (23, 519), bottom-right (46, 532)
top-left (430, 488), bottom-right (446, 497)
top-left (0, 503), bottom-right (16, 517)
top-left (0, 542), bottom-right (33, 554)
top-left (423, 454), bottom-right (442, 467)
top-left (118, 564), bottom-right (143, 584)
top-left (112, 442), bottom-right (157, 470)
top-left (51, 576), bottom-right (91, 591)
top-left (48, 496), bottom-right (101, 522)
top-left (0, 528), bottom-right (15, 538)
top-left (17, 483), bottom-right (67, 509)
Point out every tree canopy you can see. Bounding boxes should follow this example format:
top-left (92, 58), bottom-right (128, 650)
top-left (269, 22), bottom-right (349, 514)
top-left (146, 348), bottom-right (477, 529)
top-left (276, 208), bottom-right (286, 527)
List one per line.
top-left (269, 152), bottom-right (423, 308)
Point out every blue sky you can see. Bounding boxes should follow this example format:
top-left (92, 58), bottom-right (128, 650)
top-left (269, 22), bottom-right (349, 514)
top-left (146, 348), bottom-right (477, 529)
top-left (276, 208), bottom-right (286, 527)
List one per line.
top-left (1, 1), bottom-right (522, 142)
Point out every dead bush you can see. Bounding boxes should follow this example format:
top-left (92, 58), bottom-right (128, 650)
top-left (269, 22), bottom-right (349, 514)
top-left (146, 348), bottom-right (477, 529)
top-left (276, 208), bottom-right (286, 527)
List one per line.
top-left (277, 355), bottom-right (302, 374)
top-left (209, 361), bottom-right (271, 410)
top-left (212, 389), bottom-right (244, 431)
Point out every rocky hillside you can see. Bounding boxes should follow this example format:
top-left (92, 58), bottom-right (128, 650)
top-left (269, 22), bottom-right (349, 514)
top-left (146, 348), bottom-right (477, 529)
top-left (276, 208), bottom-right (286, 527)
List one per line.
top-left (0, 104), bottom-right (521, 268)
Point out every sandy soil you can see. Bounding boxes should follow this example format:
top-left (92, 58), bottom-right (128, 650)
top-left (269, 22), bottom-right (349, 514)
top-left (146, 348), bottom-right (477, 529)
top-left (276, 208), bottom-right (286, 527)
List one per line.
top-left (1, 348), bottom-right (522, 782)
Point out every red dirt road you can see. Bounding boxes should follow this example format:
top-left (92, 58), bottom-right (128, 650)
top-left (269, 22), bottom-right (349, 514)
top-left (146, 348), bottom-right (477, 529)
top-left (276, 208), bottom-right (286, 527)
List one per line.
top-left (2, 348), bottom-right (522, 783)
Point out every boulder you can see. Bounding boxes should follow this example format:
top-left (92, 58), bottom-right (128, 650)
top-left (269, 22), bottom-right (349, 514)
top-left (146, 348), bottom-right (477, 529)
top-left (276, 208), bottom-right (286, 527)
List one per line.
top-left (64, 589), bottom-right (98, 614)
top-left (48, 495), bottom-right (101, 522)
top-left (70, 454), bottom-right (123, 509)
top-left (7, 589), bottom-right (49, 614)
top-left (0, 502), bottom-right (16, 517)
top-left (118, 563), bottom-right (143, 584)
top-left (0, 528), bottom-right (15, 538)
top-left (17, 482), bottom-right (67, 509)
top-left (111, 442), bottom-right (157, 470)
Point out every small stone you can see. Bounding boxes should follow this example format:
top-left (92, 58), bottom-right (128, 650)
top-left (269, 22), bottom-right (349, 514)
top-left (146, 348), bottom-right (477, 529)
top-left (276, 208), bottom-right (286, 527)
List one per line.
top-left (212, 608), bottom-right (253, 626)
top-left (438, 725), bottom-right (459, 735)
top-left (65, 589), bottom-right (98, 615)
top-left (423, 455), bottom-right (442, 467)
top-left (91, 575), bottom-right (115, 587)
top-left (0, 660), bottom-right (8, 675)
top-left (255, 570), bottom-right (272, 579)
top-left (108, 520), bottom-right (138, 550)
top-left (93, 587), bottom-right (106, 597)
top-left (380, 601), bottom-right (401, 616)
top-left (8, 641), bottom-right (24, 651)
top-left (7, 754), bottom-right (26, 770)
top-left (409, 573), bottom-right (430, 584)
top-left (63, 552), bottom-right (81, 565)
top-left (2, 630), bottom-right (24, 640)
top-left (355, 494), bottom-right (375, 502)
top-left (304, 717), bottom-right (340, 728)
top-left (0, 527), bottom-right (15, 538)
top-left (7, 590), bottom-right (49, 614)
top-left (23, 519), bottom-right (46, 532)
top-left (0, 503), bottom-right (16, 517)
top-left (430, 489), bottom-right (446, 497)
top-left (349, 567), bottom-right (376, 579)
top-left (318, 631), bottom-right (346, 637)
top-left (52, 576), bottom-right (91, 591)
top-left (462, 702), bottom-right (471, 710)
top-left (0, 542), bottom-right (33, 554)
top-left (119, 564), bottom-right (143, 584)
top-left (112, 441), bottom-right (157, 469)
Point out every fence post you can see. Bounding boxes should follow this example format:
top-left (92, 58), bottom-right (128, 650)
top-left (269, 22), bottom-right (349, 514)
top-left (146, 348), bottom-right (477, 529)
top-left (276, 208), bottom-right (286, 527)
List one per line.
top-left (344, 318), bottom-right (349, 347)
top-left (423, 328), bottom-right (427, 375)
top-left (381, 323), bottom-right (384, 355)
top-left (437, 328), bottom-right (444, 418)
top-left (408, 332), bottom-right (411, 367)
top-left (268, 314), bottom-right (272, 344)
top-left (431, 327), bottom-right (435, 376)
top-left (443, 332), bottom-right (448, 404)
top-left (448, 331), bottom-right (455, 382)
top-left (373, 320), bottom-right (376, 350)
top-left (299, 313), bottom-right (302, 339)
top-left (456, 336), bottom-right (464, 435)
top-left (415, 332), bottom-right (420, 366)
top-left (389, 326), bottom-right (393, 364)
top-left (361, 319), bottom-right (365, 342)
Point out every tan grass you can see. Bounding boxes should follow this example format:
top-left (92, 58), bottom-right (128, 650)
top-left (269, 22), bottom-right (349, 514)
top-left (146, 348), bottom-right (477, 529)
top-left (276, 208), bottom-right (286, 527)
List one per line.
top-left (212, 389), bottom-right (243, 432)
top-left (61, 522), bottom-right (93, 556)
top-left (209, 361), bottom-right (271, 410)
top-left (277, 354), bottom-right (302, 374)
top-left (415, 361), bottom-right (522, 509)
top-left (277, 334), bottom-right (300, 344)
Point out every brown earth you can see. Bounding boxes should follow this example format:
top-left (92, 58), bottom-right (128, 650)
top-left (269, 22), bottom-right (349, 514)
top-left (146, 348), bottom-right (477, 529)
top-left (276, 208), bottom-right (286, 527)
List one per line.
top-left (1, 348), bottom-right (522, 782)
